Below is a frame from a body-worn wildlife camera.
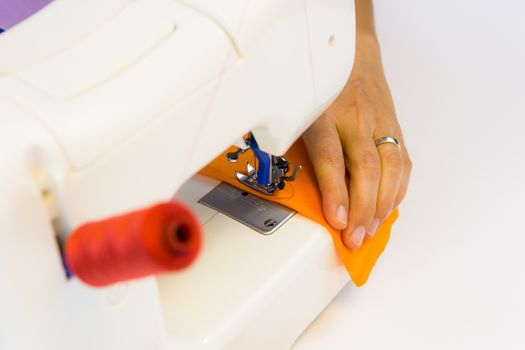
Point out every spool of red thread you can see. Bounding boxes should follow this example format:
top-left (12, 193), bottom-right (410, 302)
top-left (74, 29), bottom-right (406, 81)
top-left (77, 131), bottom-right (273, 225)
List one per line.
top-left (65, 201), bottom-right (202, 287)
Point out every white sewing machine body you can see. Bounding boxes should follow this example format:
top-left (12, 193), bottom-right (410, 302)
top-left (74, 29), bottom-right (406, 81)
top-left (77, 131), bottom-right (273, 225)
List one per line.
top-left (0, 0), bottom-right (355, 349)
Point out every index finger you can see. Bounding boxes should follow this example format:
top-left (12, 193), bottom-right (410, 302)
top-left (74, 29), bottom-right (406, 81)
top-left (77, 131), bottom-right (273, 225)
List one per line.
top-left (303, 116), bottom-right (349, 230)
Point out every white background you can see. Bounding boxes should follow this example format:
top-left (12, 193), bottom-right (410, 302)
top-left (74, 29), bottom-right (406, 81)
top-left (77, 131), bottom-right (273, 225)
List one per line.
top-left (294, 1), bottom-right (525, 349)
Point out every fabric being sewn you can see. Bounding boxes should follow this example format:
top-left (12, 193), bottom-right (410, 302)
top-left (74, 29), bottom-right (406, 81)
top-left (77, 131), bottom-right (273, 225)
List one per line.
top-left (200, 139), bottom-right (399, 287)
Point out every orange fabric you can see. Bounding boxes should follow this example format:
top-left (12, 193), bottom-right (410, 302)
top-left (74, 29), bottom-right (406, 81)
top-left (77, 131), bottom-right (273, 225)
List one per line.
top-left (199, 139), bottom-right (398, 286)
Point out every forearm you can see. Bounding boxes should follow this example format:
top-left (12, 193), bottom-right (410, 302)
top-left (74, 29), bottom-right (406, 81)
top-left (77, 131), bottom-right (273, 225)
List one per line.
top-left (354, 0), bottom-right (382, 71)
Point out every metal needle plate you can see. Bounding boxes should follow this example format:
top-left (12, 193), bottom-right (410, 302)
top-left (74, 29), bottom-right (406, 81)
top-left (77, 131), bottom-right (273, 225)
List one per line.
top-left (198, 182), bottom-right (295, 235)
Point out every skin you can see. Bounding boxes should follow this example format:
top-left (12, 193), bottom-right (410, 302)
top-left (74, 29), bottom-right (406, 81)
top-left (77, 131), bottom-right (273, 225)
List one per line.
top-left (302, 0), bottom-right (412, 249)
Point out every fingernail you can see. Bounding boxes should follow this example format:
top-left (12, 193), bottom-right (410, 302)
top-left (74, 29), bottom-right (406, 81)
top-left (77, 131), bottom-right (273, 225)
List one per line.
top-left (336, 205), bottom-right (348, 225)
top-left (368, 218), bottom-right (381, 237)
top-left (350, 226), bottom-right (366, 247)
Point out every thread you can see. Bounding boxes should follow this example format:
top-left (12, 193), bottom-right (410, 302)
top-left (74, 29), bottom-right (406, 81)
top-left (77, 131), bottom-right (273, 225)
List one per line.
top-left (65, 201), bottom-right (202, 287)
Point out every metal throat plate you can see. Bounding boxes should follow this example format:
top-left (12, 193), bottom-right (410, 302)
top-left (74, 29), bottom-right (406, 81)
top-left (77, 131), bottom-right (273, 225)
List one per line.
top-left (198, 182), bottom-right (295, 235)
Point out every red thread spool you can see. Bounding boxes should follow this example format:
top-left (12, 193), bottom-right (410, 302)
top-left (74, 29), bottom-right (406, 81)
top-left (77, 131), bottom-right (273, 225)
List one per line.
top-left (65, 201), bottom-right (202, 287)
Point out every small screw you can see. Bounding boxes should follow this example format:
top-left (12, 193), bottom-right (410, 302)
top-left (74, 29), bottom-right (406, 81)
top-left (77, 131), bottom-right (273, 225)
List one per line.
top-left (264, 218), bottom-right (277, 228)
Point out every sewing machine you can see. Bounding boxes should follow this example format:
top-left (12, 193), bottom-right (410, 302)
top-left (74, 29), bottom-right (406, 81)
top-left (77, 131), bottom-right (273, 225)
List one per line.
top-left (0, 0), bottom-right (355, 349)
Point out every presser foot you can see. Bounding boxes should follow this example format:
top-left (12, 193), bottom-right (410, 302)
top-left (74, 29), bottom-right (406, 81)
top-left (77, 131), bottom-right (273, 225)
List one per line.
top-left (234, 162), bottom-right (279, 195)
top-left (226, 134), bottom-right (302, 195)
top-left (232, 153), bottom-right (302, 196)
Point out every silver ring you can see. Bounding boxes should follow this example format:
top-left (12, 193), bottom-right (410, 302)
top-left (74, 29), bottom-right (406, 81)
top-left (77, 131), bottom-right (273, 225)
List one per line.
top-left (374, 136), bottom-right (400, 149)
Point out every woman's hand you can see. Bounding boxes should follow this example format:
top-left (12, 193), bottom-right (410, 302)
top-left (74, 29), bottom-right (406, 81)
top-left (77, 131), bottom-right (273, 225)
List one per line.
top-left (302, 3), bottom-right (412, 249)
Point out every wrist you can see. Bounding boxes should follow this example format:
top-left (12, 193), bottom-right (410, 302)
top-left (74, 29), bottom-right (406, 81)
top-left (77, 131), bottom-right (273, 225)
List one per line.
top-left (355, 31), bottom-right (382, 67)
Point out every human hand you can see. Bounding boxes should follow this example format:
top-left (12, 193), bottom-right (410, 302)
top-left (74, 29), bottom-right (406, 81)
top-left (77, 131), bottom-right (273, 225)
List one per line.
top-left (302, 33), bottom-right (412, 249)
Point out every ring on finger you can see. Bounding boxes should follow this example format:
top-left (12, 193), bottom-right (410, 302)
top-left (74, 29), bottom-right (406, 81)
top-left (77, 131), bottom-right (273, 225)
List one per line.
top-left (374, 136), bottom-right (400, 149)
